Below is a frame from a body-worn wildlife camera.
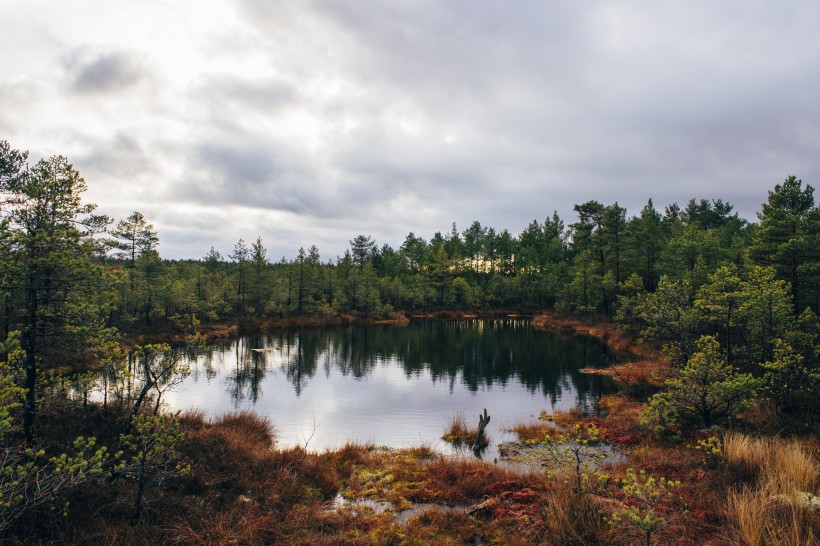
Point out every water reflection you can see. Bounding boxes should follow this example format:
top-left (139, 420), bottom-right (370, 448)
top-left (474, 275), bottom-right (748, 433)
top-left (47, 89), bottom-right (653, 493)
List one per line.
top-left (165, 319), bottom-right (619, 452)
top-left (213, 320), bottom-right (616, 403)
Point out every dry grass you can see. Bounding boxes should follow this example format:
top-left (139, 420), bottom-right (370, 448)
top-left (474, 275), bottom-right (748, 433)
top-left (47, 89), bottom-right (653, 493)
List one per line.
top-left (580, 360), bottom-right (667, 387)
top-left (534, 485), bottom-right (608, 545)
top-left (729, 487), bottom-right (770, 546)
top-left (211, 411), bottom-right (275, 449)
top-left (340, 446), bottom-right (528, 514)
top-left (539, 406), bottom-right (585, 427)
top-left (723, 431), bottom-right (771, 478)
top-left (763, 440), bottom-right (817, 494)
top-left (177, 408), bottom-right (207, 429)
top-left (169, 502), bottom-right (282, 545)
top-left (723, 431), bottom-right (817, 493)
top-left (441, 411), bottom-right (482, 445)
top-left (538, 395), bottom-right (650, 446)
top-left (724, 432), bottom-right (819, 546)
top-left (25, 401), bottom-right (820, 545)
top-left (728, 487), bottom-right (817, 546)
top-left (506, 420), bottom-right (555, 442)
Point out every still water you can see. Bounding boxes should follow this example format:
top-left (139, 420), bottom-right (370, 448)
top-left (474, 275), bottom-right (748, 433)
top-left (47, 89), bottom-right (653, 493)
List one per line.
top-left (162, 319), bottom-right (618, 454)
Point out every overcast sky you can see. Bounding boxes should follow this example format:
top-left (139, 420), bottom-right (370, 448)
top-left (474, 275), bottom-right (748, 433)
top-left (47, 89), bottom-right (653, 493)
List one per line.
top-left (1, 1), bottom-right (818, 260)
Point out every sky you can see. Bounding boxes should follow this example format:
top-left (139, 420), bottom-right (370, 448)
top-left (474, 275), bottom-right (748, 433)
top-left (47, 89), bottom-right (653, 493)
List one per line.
top-left (1, 1), bottom-right (819, 260)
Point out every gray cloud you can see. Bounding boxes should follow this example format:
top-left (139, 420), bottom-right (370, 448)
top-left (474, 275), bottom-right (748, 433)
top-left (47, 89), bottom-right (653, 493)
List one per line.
top-left (192, 76), bottom-right (297, 115)
top-left (170, 141), bottom-right (326, 217)
top-left (1, 1), bottom-right (819, 259)
top-left (65, 49), bottom-right (147, 93)
top-left (76, 133), bottom-right (154, 180)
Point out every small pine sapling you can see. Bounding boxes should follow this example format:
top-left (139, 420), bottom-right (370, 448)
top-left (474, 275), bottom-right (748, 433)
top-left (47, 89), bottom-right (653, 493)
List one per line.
top-left (608, 468), bottom-right (683, 546)
top-left (540, 423), bottom-right (609, 496)
top-left (118, 413), bottom-right (190, 522)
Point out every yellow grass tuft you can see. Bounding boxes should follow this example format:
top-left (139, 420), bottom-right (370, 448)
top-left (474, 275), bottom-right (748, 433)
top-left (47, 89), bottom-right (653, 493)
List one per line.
top-left (724, 432), bottom-right (818, 546)
top-left (442, 411), bottom-right (480, 445)
top-left (729, 487), bottom-right (769, 546)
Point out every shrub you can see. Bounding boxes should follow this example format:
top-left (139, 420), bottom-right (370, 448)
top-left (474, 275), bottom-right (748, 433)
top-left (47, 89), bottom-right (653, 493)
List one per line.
top-left (649, 336), bottom-right (762, 429)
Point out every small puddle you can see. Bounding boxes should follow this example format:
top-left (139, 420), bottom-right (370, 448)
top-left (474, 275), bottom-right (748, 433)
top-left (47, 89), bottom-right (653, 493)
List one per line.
top-left (330, 493), bottom-right (393, 515)
top-left (329, 493), bottom-right (467, 525)
top-left (498, 439), bottom-right (627, 469)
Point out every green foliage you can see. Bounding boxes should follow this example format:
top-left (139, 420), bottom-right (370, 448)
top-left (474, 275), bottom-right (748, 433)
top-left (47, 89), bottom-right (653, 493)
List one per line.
top-left (761, 337), bottom-right (820, 414)
top-left (108, 211), bottom-right (158, 267)
top-left (0, 142), bottom-right (110, 441)
top-left (118, 413), bottom-right (189, 521)
top-left (736, 266), bottom-right (795, 365)
top-left (690, 436), bottom-right (725, 469)
top-left (629, 277), bottom-right (700, 365)
top-left (639, 395), bottom-right (680, 438)
top-left (652, 336), bottom-right (762, 428)
top-left (0, 434), bottom-right (108, 531)
top-left (2, 138), bottom-right (820, 543)
top-left (0, 349), bottom-right (24, 442)
top-left (694, 266), bottom-right (744, 361)
top-left (658, 224), bottom-right (723, 287)
top-left (749, 176), bottom-right (819, 313)
top-left (608, 468), bottom-right (682, 546)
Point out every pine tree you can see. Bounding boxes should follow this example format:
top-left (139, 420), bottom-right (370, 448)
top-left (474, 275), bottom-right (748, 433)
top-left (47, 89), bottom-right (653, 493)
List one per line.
top-left (0, 148), bottom-right (108, 441)
top-left (750, 176), bottom-right (819, 313)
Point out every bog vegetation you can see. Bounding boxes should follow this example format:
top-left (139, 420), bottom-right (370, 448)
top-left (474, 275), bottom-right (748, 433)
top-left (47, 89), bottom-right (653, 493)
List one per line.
top-left (0, 139), bottom-right (817, 544)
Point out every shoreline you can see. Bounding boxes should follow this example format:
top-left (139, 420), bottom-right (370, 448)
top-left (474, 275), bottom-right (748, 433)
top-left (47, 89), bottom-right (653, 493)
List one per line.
top-left (122, 309), bottom-right (537, 345)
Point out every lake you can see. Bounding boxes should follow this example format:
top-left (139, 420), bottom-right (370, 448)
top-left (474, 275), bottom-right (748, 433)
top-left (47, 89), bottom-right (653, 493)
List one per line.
top-left (161, 319), bottom-right (619, 456)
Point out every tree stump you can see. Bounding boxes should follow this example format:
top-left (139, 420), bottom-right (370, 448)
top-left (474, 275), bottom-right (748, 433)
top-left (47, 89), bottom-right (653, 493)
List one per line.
top-left (472, 408), bottom-right (491, 451)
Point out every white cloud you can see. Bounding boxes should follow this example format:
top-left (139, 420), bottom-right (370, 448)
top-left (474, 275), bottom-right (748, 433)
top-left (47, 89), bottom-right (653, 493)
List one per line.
top-left (1, 0), bottom-right (818, 259)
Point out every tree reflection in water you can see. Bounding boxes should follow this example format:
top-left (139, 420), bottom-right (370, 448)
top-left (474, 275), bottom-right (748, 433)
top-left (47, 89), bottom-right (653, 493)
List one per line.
top-left (209, 319), bottom-right (618, 410)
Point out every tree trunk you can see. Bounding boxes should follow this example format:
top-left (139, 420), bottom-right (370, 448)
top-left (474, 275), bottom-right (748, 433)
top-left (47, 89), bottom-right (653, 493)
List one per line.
top-left (22, 280), bottom-right (38, 443)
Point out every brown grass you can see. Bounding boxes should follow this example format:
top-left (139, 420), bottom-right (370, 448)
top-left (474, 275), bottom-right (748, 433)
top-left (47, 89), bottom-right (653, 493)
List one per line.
top-left (729, 487), bottom-right (769, 546)
top-left (728, 487), bottom-right (817, 546)
top-left (343, 447), bottom-right (523, 510)
top-left (581, 360), bottom-right (668, 387)
top-left (24, 396), bottom-right (820, 546)
top-left (539, 406), bottom-right (585, 427)
top-left (723, 431), bottom-right (772, 478)
top-left (441, 411), bottom-right (482, 445)
top-left (619, 445), bottom-right (707, 482)
top-left (537, 394), bottom-right (649, 446)
top-left (723, 431), bottom-right (817, 493)
top-left (169, 502), bottom-right (283, 545)
top-left (177, 408), bottom-right (207, 429)
top-left (211, 411), bottom-right (275, 449)
top-left (724, 432), bottom-right (819, 546)
top-left (530, 485), bottom-right (609, 544)
top-left (506, 420), bottom-right (555, 442)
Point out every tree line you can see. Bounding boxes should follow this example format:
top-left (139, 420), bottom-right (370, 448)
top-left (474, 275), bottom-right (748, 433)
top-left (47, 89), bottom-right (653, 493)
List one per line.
top-left (40, 182), bottom-right (814, 332)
